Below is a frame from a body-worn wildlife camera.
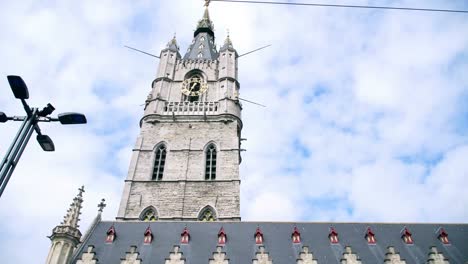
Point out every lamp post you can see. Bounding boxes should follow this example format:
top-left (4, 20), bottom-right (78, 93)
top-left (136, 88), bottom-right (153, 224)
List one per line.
top-left (0, 75), bottom-right (87, 198)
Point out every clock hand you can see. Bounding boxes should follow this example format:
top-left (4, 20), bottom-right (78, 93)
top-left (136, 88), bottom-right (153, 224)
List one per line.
top-left (190, 82), bottom-right (197, 92)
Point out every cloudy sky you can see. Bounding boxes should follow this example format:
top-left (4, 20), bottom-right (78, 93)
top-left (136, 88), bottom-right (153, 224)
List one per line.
top-left (0, 0), bottom-right (467, 262)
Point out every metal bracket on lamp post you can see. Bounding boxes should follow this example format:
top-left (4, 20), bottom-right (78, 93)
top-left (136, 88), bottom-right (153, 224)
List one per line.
top-left (0, 75), bottom-right (87, 198)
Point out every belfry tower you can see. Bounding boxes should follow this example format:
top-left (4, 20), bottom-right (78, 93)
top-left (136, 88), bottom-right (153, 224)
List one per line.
top-left (117, 5), bottom-right (242, 222)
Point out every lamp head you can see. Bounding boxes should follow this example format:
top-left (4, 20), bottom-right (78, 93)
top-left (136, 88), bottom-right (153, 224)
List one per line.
top-left (58, 112), bottom-right (87, 125)
top-left (7, 75), bottom-right (29, 99)
top-left (0, 112), bottom-right (7, 123)
top-left (37, 134), bottom-right (55, 151)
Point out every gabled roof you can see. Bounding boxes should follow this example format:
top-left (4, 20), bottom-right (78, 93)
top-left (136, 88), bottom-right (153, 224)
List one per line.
top-left (72, 221), bottom-right (468, 263)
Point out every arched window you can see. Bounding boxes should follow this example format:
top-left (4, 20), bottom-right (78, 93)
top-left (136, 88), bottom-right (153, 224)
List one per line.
top-left (205, 144), bottom-right (217, 180)
top-left (198, 206), bottom-right (217, 221)
top-left (140, 207), bottom-right (158, 222)
top-left (152, 145), bottom-right (166, 180)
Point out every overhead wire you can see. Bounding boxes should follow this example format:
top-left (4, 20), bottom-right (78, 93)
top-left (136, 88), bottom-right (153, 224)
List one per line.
top-left (210, 0), bottom-right (468, 14)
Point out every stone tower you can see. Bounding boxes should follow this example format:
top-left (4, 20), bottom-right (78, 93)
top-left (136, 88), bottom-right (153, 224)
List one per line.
top-left (117, 6), bottom-right (242, 221)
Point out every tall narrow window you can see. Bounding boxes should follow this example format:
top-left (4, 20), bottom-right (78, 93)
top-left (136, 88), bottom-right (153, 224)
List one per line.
top-left (152, 145), bottom-right (166, 180)
top-left (205, 144), bottom-right (217, 180)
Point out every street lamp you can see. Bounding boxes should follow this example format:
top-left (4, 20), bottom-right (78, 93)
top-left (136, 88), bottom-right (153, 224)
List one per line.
top-left (0, 75), bottom-right (87, 198)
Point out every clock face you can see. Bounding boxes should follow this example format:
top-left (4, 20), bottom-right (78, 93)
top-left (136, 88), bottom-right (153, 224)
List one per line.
top-left (181, 77), bottom-right (208, 97)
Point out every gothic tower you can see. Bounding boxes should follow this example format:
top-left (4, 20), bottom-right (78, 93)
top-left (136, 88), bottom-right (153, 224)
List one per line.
top-left (117, 6), bottom-right (242, 221)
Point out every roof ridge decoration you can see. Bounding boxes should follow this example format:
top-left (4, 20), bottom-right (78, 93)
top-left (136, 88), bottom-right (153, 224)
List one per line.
top-left (97, 198), bottom-right (106, 214)
top-left (253, 246), bottom-right (272, 264)
top-left (218, 227), bottom-right (227, 245)
top-left (165, 245), bottom-right (186, 264)
top-left (384, 246), bottom-right (406, 264)
top-left (144, 225), bottom-right (153, 244)
top-left (427, 247), bottom-right (449, 264)
top-left (121, 246), bottom-right (142, 264)
top-left (254, 226), bottom-right (264, 245)
top-left (297, 246), bottom-right (318, 264)
top-left (209, 246), bottom-right (229, 264)
top-left (292, 226), bottom-right (301, 244)
top-left (340, 246), bottom-right (362, 264)
top-left (329, 226), bottom-right (339, 244)
top-left (76, 245), bottom-right (98, 264)
top-left (364, 226), bottom-right (376, 244)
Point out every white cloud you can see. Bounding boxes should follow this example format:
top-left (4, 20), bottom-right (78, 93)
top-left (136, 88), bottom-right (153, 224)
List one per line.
top-left (0, 0), bottom-right (467, 262)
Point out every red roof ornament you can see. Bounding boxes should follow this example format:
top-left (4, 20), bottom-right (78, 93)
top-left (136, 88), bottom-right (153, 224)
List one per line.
top-left (365, 227), bottom-right (376, 244)
top-left (401, 227), bottom-right (413, 244)
top-left (292, 226), bottom-right (301, 244)
top-left (106, 225), bottom-right (116, 243)
top-left (254, 227), bottom-right (264, 245)
top-left (181, 227), bottom-right (190, 244)
top-left (438, 228), bottom-right (450, 244)
top-left (328, 227), bottom-right (339, 244)
top-left (144, 226), bottom-right (153, 244)
top-left (218, 227), bottom-right (227, 245)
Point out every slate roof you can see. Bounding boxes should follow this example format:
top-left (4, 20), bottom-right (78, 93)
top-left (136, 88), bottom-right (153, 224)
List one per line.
top-left (72, 221), bottom-right (468, 263)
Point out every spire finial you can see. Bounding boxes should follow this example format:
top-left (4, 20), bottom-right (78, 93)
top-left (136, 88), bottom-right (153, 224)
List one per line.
top-left (60, 186), bottom-right (85, 228)
top-left (78, 185), bottom-right (85, 197)
top-left (98, 198), bottom-right (106, 213)
top-left (205, 0), bottom-right (211, 7)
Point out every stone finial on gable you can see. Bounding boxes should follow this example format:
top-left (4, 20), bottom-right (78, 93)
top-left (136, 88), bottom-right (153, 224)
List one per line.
top-left (437, 228), bottom-right (450, 245)
top-left (341, 246), bottom-right (362, 264)
top-left (218, 227), bottom-right (227, 245)
top-left (106, 225), bottom-right (116, 243)
top-left (297, 246), bottom-right (318, 264)
top-left (144, 226), bottom-right (153, 244)
top-left (165, 246), bottom-right (185, 264)
top-left (329, 227), bottom-right (339, 244)
top-left (97, 199), bottom-right (106, 214)
top-left (120, 246), bottom-right (141, 264)
top-left (76, 245), bottom-right (98, 264)
top-left (254, 227), bottom-right (264, 245)
top-left (365, 227), bottom-right (376, 244)
top-left (181, 227), bottom-right (190, 244)
top-left (209, 246), bottom-right (229, 264)
top-left (253, 246), bottom-right (272, 264)
top-left (384, 246), bottom-right (406, 264)
top-left (401, 227), bottom-right (413, 244)
top-left (292, 226), bottom-right (301, 244)
top-left (427, 247), bottom-right (449, 264)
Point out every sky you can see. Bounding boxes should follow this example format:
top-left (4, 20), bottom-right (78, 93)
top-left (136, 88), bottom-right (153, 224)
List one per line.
top-left (0, 0), bottom-right (467, 262)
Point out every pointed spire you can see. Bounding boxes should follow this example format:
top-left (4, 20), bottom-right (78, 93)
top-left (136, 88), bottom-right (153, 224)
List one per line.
top-left (166, 34), bottom-right (179, 51)
top-left (61, 186), bottom-right (84, 228)
top-left (195, 5), bottom-right (215, 37)
top-left (220, 29), bottom-right (235, 51)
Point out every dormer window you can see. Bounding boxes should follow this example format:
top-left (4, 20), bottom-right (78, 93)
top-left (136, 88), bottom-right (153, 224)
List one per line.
top-left (144, 226), bottom-right (153, 244)
top-left (365, 227), bottom-right (376, 244)
top-left (199, 44), bottom-right (204, 50)
top-left (329, 227), bottom-right (339, 244)
top-left (292, 226), bottom-right (301, 244)
top-left (181, 227), bottom-right (190, 244)
top-left (437, 228), bottom-right (450, 244)
top-left (401, 227), bottom-right (413, 244)
top-left (218, 227), bottom-right (227, 245)
top-left (106, 225), bottom-right (116, 243)
top-left (254, 227), bottom-right (264, 245)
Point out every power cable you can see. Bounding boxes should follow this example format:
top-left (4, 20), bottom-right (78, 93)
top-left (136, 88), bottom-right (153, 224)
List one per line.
top-left (210, 0), bottom-right (468, 14)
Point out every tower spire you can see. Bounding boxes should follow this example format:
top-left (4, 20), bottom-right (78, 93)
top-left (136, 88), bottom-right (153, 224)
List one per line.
top-left (61, 185), bottom-right (84, 228)
top-left (46, 186), bottom-right (85, 264)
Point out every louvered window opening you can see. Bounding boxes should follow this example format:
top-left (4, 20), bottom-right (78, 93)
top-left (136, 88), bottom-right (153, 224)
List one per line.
top-left (205, 144), bottom-right (217, 180)
top-left (152, 145), bottom-right (166, 180)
